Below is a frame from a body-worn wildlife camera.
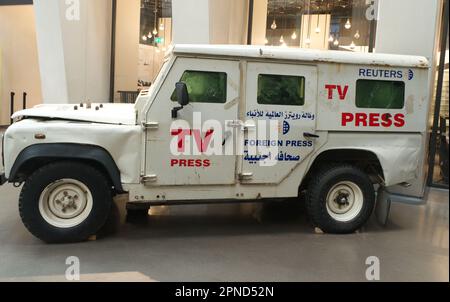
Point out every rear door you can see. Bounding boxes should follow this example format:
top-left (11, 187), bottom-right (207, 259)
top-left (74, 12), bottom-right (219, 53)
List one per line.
top-left (240, 62), bottom-right (318, 184)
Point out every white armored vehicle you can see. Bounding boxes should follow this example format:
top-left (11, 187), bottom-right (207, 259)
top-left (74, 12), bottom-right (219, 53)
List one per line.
top-left (1, 45), bottom-right (430, 243)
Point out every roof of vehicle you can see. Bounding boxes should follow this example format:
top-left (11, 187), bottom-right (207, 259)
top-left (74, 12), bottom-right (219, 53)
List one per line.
top-left (171, 44), bottom-right (429, 69)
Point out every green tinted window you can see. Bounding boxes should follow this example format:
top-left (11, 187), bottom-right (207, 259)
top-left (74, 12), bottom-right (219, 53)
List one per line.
top-left (257, 74), bottom-right (305, 106)
top-left (171, 70), bottom-right (227, 103)
top-left (356, 80), bottom-right (405, 109)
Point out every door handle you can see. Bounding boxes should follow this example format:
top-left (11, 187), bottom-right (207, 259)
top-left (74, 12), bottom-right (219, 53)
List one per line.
top-left (303, 132), bottom-right (320, 139)
top-left (222, 131), bottom-right (232, 146)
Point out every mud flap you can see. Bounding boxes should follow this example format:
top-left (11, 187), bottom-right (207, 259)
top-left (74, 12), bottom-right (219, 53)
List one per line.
top-left (0, 173), bottom-right (6, 186)
top-left (375, 187), bottom-right (392, 226)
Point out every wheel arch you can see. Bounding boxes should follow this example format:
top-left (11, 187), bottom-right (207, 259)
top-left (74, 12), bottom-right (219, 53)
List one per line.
top-left (300, 148), bottom-right (385, 192)
top-left (9, 143), bottom-right (125, 193)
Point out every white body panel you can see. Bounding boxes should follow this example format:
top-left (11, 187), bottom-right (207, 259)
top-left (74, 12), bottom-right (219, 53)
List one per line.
top-left (241, 62), bottom-right (317, 184)
top-left (2, 45), bottom-right (431, 204)
top-left (3, 119), bottom-right (142, 184)
top-left (316, 64), bottom-right (429, 132)
top-left (144, 57), bottom-right (240, 185)
top-left (124, 132), bottom-right (423, 202)
top-left (11, 103), bottom-right (136, 125)
top-left (172, 45), bottom-right (429, 68)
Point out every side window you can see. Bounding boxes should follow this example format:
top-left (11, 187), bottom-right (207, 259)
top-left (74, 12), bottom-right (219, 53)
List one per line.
top-left (257, 74), bottom-right (305, 106)
top-left (171, 70), bottom-right (227, 103)
top-left (356, 79), bottom-right (405, 109)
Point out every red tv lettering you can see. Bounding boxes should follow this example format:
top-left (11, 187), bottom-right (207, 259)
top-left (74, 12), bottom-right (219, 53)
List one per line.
top-left (325, 84), bottom-right (337, 100)
top-left (171, 129), bottom-right (215, 153)
top-left (171, 129), bottom-right (191, 152)
top-left (192, 129), bottom-right (215, 152)
top-left (326, 84), bottom-right (349, 100)
top-left (337, 85), bottom-right (349, 100)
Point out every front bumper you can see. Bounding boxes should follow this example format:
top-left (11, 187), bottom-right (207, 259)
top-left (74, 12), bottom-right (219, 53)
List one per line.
top-left (0, 173), bottom-right (6, 186)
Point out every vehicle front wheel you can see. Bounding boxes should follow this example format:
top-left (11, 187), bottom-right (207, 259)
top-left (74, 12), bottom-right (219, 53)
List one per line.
top-left (306, 164), bottom-right (375, 234)
top-left (19, 161), bottom-right (112, 243)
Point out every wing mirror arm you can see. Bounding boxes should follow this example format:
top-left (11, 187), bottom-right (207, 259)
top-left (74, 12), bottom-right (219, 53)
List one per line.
top-left (172, 82), bottom-right (189, 119)
top-left (171, 106), bottom-right (184, 119)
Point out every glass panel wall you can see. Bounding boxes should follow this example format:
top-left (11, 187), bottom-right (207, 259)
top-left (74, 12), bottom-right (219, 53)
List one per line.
top-left (258, 0), bottom-right (377, 52)
top-left (428, 0), bottom-right (449, 188)
top-left (139, 0), bottom-right (172, 89)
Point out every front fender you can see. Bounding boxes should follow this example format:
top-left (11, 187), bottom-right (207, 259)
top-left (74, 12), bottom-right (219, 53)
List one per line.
top-left (9, 143), bottom-right (124, 192)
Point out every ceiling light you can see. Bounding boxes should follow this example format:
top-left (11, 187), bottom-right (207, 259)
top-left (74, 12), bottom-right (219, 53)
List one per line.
top-left (271, 20), bottom-right (277, 30)
top-left (345, 19), bottom-right (351, 30)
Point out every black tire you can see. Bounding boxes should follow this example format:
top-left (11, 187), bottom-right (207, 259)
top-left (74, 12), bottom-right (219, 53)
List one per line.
top-left (19, 161), bottom-right (112, 243)
top-left (306, 164), bottom-right (375, 234)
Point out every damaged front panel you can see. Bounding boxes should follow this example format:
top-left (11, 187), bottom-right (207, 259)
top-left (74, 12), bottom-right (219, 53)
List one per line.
top-left (3, 119), bottom-right (142, 184)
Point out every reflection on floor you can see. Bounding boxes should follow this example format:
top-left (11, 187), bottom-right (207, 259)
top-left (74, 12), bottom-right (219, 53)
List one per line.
top-left (0, 182), bottom-right (448, 282)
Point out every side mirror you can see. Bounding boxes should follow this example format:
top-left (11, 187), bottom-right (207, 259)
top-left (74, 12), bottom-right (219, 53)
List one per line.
top-left (172, 82), bottom-right (189, 118)
top-left (176, 82), bottom-right (189, 106)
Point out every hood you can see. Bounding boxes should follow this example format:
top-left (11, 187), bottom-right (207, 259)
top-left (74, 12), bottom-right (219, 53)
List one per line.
top-left (11, 103), bottom-right (137, 125)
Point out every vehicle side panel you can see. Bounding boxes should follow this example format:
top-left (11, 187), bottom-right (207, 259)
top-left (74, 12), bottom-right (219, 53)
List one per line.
top-left (3, 119), bottom-right (142, 184)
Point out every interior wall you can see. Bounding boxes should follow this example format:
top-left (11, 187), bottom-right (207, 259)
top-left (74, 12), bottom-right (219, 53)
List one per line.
top-left (251, 0), bottom-right (268, 45)
top-left (209, 0), bottom-right (249, 45)
top-left (172, 0), bottom-right (210, 44)
top-left (59, 0), bottom-right (112, 103)
top-left (172, 0), bottom-right (248, 45)
top-left (34, 0), bottom-right (112, 105)
top-left (0, 5), bottom-right (42, 126)
top-left (114, 0), bottom-right (140, 102)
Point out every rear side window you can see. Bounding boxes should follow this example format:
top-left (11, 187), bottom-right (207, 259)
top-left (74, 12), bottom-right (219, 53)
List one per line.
top-left (257, 74), bottom-right (305, 106)
top-left (356, 79), bottom-right (405, 109)
top-left (171, 70), bottom-right (227, 103)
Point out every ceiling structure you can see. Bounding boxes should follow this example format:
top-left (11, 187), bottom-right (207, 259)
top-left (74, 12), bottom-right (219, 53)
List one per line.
top-left (141, 0), bottom-right (172, 17)
top-left (267, 0), bottom-right (359, 17)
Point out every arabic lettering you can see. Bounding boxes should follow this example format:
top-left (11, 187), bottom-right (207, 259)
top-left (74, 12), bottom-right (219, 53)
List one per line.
top-left (243, 151), bottom-right (301, 164)
top-left (246, 110), bottom-right (315, 121)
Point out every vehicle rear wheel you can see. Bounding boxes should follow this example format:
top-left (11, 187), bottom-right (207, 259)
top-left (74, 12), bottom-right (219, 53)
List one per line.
top-left (19, 161), bottom-right (112, 243)
top-left (306, 164), bottom-right (375, 234)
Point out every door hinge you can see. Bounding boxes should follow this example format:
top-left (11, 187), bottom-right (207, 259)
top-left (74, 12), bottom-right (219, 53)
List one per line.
top-left (141, 121), bottom-right (159, 130)
top-left (140, 174), bottom-right (157, 184)
top-left (227, 120), bottom-right (243, 128)
top-left (239, 172), bottom-right (253, 181)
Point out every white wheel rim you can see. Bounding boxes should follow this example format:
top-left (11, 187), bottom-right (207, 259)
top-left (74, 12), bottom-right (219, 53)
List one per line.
top-left (39, 179), bottom-right (93, 228)
top-left (326, 181), bottom-right (364, 222)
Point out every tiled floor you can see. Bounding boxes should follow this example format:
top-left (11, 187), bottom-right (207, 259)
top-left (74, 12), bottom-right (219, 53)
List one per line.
top-left (1, 126), bottom-right (448, 282)
top-left (0, 180), bottom-right (448, 282)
